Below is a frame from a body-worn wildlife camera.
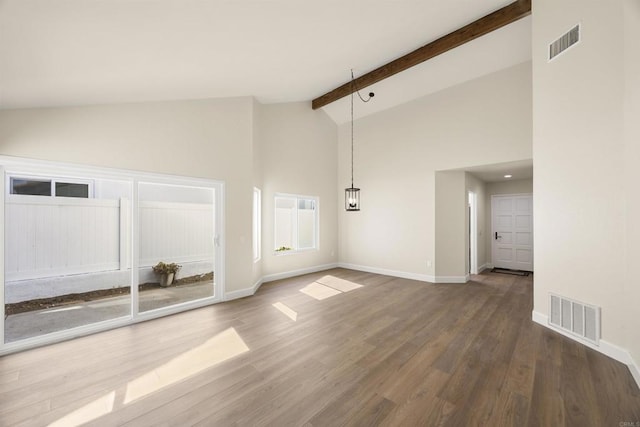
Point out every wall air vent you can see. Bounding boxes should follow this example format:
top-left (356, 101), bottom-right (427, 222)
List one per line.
top-left (549, 24), bottom-right (580, 61)
top-left (549, 293), bottom-right (600, 344)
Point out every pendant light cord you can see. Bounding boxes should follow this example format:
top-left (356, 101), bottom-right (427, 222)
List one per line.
top-left (351, 70), bottom-right (355, 189)
top-left (349, 68), bottom-right (374, 190)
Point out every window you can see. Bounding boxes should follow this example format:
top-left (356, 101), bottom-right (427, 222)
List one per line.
top-left (274, 194), bottom-right (318, 252)
top-left (10, 178), bottom-right (51, 196)
top-left (253, 188), bottom-right (261, 262)
top-left (56, 182), bottom-right (89, 198)
top-left (9, 176), bottom-right (92, 198)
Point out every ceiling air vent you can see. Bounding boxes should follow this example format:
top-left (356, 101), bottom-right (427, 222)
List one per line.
top-left (549, 24), bottom-right (580, 61)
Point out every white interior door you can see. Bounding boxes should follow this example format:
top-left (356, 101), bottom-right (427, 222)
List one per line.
top-left (491, 194), bottom-right (533, 271)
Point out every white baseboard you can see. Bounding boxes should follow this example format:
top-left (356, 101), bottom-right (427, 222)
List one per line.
top-left (226, 262), bottom-right (439, 302)
top-left (531, 310), bottom-right (547, 326)
top-left (478, 263), bottom-right (491, 273)
top-left (224, 264), bottom-right (338, 302)
top-left (262, 263), bottom-right (339, 283)
top-left (630, 358), bottom-right (640, 390)
top-left (224, 278), bottom-right (263, 301)
top-left (532, 310), bottom-right (640, 389)
top-left (436, 274), bottom-right (471, 283)
top-left (337, 262), bottom-right (472, 284)
top-left (435, 275), bottom-right (469, 284)
top-left (252, 278), bottom-right (263, 294)
top-left (338, 262), bottom-right (435, 283)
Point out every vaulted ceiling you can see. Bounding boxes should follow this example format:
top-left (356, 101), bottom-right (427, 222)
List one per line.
top-left (0, 0), bottom-right (531, 123)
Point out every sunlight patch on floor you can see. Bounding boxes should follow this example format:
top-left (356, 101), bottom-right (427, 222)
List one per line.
top-left (124, 327), bottom-right (249, 404)
top-left (316, 275), bottom-right (363, 293)
top-left (272, 302), bottom-right (297, 321)
top-left (48, 328), bottom-right (249, 426)
top-left (299, 282), bottom-right (342, 300)
top-left (48, 391), bottom-right (115, 427)
top-left (299, 276), bottom-right (364, 301)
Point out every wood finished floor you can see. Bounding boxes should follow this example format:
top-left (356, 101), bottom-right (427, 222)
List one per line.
top-left (1, 268), bottom-right (639, 426)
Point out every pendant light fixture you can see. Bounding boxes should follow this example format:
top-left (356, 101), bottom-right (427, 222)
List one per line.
top-left (345, 69), bottom-right (374, 211)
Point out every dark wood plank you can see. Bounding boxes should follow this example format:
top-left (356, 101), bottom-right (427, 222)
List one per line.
top-left (527, 346), bottom-right (566, 426)
top-left (1, 268), bottom-right (639, 426)
top-left (586, 348), bottom-right (640, 423)
top-left (311, 0), bottom-right (532, 109)
top-left (559, 339), bottom-right (603, 426)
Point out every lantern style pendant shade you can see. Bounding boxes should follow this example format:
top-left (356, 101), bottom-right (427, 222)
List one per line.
top-left (345, 186), bottom-right (360, 211)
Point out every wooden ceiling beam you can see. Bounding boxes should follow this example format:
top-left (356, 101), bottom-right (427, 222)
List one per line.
top-left (311, 0), bottom-right (531, 110)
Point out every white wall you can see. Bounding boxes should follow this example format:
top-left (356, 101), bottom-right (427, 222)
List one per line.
top-left (256, 102), bottom-right (338, 278)
top-left (623, 0), bottom-right (640, 372)
top-left (338, 62), bottom-right (532, 281)
top-left (431, 171), bottom-right (491, 280)
top-left (434, 171), bottom-right (466, 279)
top-left (0, 98), bottom-right (339, 298)
top-left (0, 97), bottom-right (254, 293)
top-left (533, 0), bottom-right (638, 372)
top-left (251, 99), bottom-right (264, 286)
top-left (485, 178), bottom-right (533, 267)
top-left (465, 173), bottom-right (487, 272)
top-left (433, 174), bottom-right (530, 277)
top-left (486, 178), bottom-right (533, 196)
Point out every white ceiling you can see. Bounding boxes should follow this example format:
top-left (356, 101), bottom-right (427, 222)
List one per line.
top-left (0, 0), bottom-right (531, 123)
top-left (464, 159), bottom-right (533, 183)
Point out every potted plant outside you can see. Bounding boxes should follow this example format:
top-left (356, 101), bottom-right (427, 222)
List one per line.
top-left (152, 262), bottom-right (182, 287)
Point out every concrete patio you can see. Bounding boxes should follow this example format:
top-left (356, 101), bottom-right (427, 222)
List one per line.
top-left (5, 281), bottom-right (214, 342)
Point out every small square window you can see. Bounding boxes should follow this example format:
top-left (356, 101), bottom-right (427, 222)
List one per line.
top-left (56, 182), bottom-right (89, 198)
top-left (9, 176), bottom-right (92, 198)
top-left (10, 178), bottom-right (52, 196)
top-left (275, 194), bottom-right (318, 252)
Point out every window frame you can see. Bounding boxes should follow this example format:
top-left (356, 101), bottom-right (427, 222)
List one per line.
top-left (273, 193), bottom-right (319, 254)
top-left (8, 174), bottom-right (94, 199)
top-left (253, 187), bottom-right (261, 262)
top-left (0, 156), bottom-right (226, 355)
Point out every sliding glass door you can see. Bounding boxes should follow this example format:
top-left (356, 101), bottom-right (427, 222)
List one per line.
top-left (1, 159), bottom-right (223, 351)
top-left (137, 182), bottom-right (216, 313)
top-left (4, 174), bottom-right (132, 343)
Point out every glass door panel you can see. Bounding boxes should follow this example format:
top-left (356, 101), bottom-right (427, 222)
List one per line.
top-left (4, 176), bottom-right (132, 343)
top-left (137, 182), bottom-right (215, 313)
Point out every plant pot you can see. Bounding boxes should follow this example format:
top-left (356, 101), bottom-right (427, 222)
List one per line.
top-left (159, 272), bottom-right (174, 287)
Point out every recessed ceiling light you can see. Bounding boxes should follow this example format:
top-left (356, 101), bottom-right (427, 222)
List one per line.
top-left (504, 174), bottom-right (512, 178)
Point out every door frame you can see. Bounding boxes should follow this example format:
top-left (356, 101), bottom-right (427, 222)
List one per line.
top-left (490, 192), bottom-right (533, 271)
top-left (468, 191), bottom-right (478, 275)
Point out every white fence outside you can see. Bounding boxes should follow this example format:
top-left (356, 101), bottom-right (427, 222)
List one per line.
top-left (139, 201), bottom-right (214, 267)
top-left (5, 197), bottom-right (124, 281)
top-left (5, 197), bottom-right (214, 303)
top-left (275, 207), bottom-right (316, 249)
